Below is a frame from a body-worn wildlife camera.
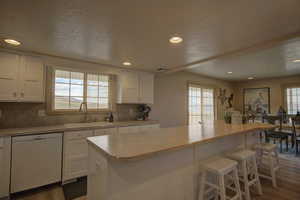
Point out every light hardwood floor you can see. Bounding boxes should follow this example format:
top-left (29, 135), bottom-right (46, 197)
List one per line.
top-left (11, 156), bottom-right (300, 200)
top-left (10, 179), bottom-right (300, 200)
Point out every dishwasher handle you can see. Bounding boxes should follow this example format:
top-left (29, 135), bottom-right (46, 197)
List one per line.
top-left (12, 133), bottom-right (63, 143)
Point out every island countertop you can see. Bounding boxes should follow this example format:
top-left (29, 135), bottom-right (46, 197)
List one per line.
top-left (87, 120), bottom-right (274, 160)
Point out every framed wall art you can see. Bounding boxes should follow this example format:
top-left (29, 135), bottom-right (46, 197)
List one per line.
top-left (243, 87), bottom-right (270, 115)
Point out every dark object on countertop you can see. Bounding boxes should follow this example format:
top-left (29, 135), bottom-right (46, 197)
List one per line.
top-left (137, 105), bottom-right (151, 121)
top-left (63, 177), bottom-right (86, 200)
top-left (109, 112), bottom-right (114, 122)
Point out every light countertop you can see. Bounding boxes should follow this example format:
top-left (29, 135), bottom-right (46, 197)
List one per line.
top-left (0, 120), bottom-right (159, 137)
top-left (87, 120), bottom-right (274, 160)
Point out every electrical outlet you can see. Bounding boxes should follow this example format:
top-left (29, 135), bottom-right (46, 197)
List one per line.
top-left (38, 109), bottom-right (46, 117)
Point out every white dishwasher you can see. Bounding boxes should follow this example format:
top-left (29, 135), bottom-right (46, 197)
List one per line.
top-left (11, 133), bottom-right (63, 193)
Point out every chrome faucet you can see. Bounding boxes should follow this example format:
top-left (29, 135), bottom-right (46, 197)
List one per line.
top-left (79, 102), bottom-right (88, 122)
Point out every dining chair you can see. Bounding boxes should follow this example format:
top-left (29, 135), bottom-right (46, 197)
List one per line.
top-left (262, 115), bottom-right (289, 153)
top-left (292, 116), bottom-right (300, 155)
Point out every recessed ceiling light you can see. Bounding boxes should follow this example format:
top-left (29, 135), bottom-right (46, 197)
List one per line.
top-left (4, 39), bottom-right (21, 46)
top-left (169, 36), bottom-right (183, 44)
top-left (293, 60), bottom-right (300, 63)
top-left (227, 71), bottom-right (233, 74)
top-left (248, 77), bottom-right (254, 80)
top-left (123, 62), bottom-right (132, 66)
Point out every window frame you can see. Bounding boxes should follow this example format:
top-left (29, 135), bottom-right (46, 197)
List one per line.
top-left (284, 85), bottom-right (300, 115)
top-left (187, 82), bottom-right (216, 125)
top-left (47, 66), bottom-right (113, 114)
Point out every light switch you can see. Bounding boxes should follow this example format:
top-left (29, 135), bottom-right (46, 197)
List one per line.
top-left (38, 109), bottom-right (46, 117)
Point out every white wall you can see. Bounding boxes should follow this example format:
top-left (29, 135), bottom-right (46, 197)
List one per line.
top-left (151, 72), bottom-right (233, 128)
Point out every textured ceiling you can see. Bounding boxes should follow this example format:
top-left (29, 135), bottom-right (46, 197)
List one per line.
top-left (188, 38), bottom-right (300, 81)
top-left (0, 0), bottom-right (300, 79)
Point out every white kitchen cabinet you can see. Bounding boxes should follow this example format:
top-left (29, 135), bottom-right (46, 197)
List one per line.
top-left (94, 128), bottom-right (117, 136)
top-left (0, 52), bottom-right (19, 101)
top-left (117, 70), bottom-right (154, 104)
top-left (118, 126), bottom-right (140, 134)
top-left (139, 72), bottom-right (154, 104)
top-left (119, 124), bottom-right (160, 134)
top-left (19, 56), bottom-right (45, 102)
top-left (0, 52), bottom-right (45, 102)
top-left (63, 130), bottom-right (94, 182)
top-left (117, 70), bottom-right (139, 103)
top-left (0, 137), bottom-right (11, 199)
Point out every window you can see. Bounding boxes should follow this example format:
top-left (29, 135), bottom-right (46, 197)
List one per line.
top-left (87, 74), bottom-right (110, 110)
top-left (52, 69), bottom-right (111, 111)
top-left (188, 84), bottom-right (214, 125)
top-left (286, 87), bottom-right (300, 114)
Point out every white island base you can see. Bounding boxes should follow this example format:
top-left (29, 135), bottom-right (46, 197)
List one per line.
top-left (87, 123), bottom-right (266, 200)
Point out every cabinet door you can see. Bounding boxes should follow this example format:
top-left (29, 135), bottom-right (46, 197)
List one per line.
top-left (0, 137), bottom-right (11, 198)
top-left (118, 126), bottom-right (140, 134)
top-left (139, 72), bottom-right (154, 104)
top-left (117, 71), bottom-right (139, 103)
top-left (63, 130), bottom-right (93, 182)
top-left (94, 128), bottom-right (117, 136)
top-left (0, 52), bottom-right (19, 101)
top-left (20, 56), bottom-right (45, 102)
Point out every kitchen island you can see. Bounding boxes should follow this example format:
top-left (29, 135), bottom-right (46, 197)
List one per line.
top-left (87, 121), bottom-right (274, 200)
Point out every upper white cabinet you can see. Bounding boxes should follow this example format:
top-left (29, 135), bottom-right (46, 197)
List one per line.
top-left (20, 56), bottom-right (45, 102)
top-left (0, 52), bottom-right (45, 102)
top-left (117, 70), bottom-right (154, 104)
top-left (139, 72), bottom-right (154, 104)
top-left (0, 52), bottom-right (19, 101)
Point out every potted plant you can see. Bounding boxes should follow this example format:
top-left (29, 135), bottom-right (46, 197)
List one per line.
top-left (224, 111), bottom-right (232, 124)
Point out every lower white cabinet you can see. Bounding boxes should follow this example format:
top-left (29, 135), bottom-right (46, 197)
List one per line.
top-left (94, 128), bottom-right (117, 136)
top-left (119, 124), bottom-right (160, 134)
top-left (63, 130), bottom-right (94, 182)
top-left (63, 128), bottom-right (118, 182)
top-left (63, 125), bottom-right (159, 182)
top-left (0, 137), bottom-right (11, 198)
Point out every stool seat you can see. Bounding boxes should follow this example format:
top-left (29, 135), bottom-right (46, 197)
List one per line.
top-left (201, 157), bottom-right (238, 174)
top-left (227, 149), bottom-right (263, 200)
top-left (228, 149), bottom-right (256, 160)
top-left (254, 143), bottom-right (277, 151)
top-left (199, 157), bottom-right (242, 200)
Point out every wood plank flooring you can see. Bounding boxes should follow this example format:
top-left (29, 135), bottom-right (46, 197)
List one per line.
top-left (11, 179), bottom-right (300, 200)
top-left (11, 152), bottom-right (300, 200)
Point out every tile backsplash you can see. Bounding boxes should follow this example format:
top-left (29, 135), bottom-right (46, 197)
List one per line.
top-left (0, 103), bottom-right (139, 129)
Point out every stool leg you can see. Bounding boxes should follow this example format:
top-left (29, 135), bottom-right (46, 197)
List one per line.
top-left (233, 168), bottom-right (242, 200)
top-left (198, 171), bottom-right (206, 200)
top-left (269, 151), bottom-right (277, 188)
top-left (274, 149), bottom-right (280, 166)
top-left (242, 160), bottom-right (251, 200)
top-left (219, 174), bottom-right (226, 200)
top-left (252, 156), bottom-right (263, 195)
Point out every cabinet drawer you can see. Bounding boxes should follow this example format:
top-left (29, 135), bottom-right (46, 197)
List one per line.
top-left (65, 139), bottom-right (89, 156)
top-left (118, 126), bottom-right (140, 134)
top-left (94, 128), bottom-right (117, 136)
top-left (65, 130), bottom-right (93, 140)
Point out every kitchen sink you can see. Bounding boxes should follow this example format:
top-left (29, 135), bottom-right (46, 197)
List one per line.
top-left (64, 121), bottom-right (113, 129)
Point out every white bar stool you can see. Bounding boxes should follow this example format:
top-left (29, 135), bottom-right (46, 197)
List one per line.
top-left (253, 143), bottom-right (279, 188)
top-left (198, 157), bottom-right (242, 200)
top-left (227, 149), bottom-right (262, 200)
